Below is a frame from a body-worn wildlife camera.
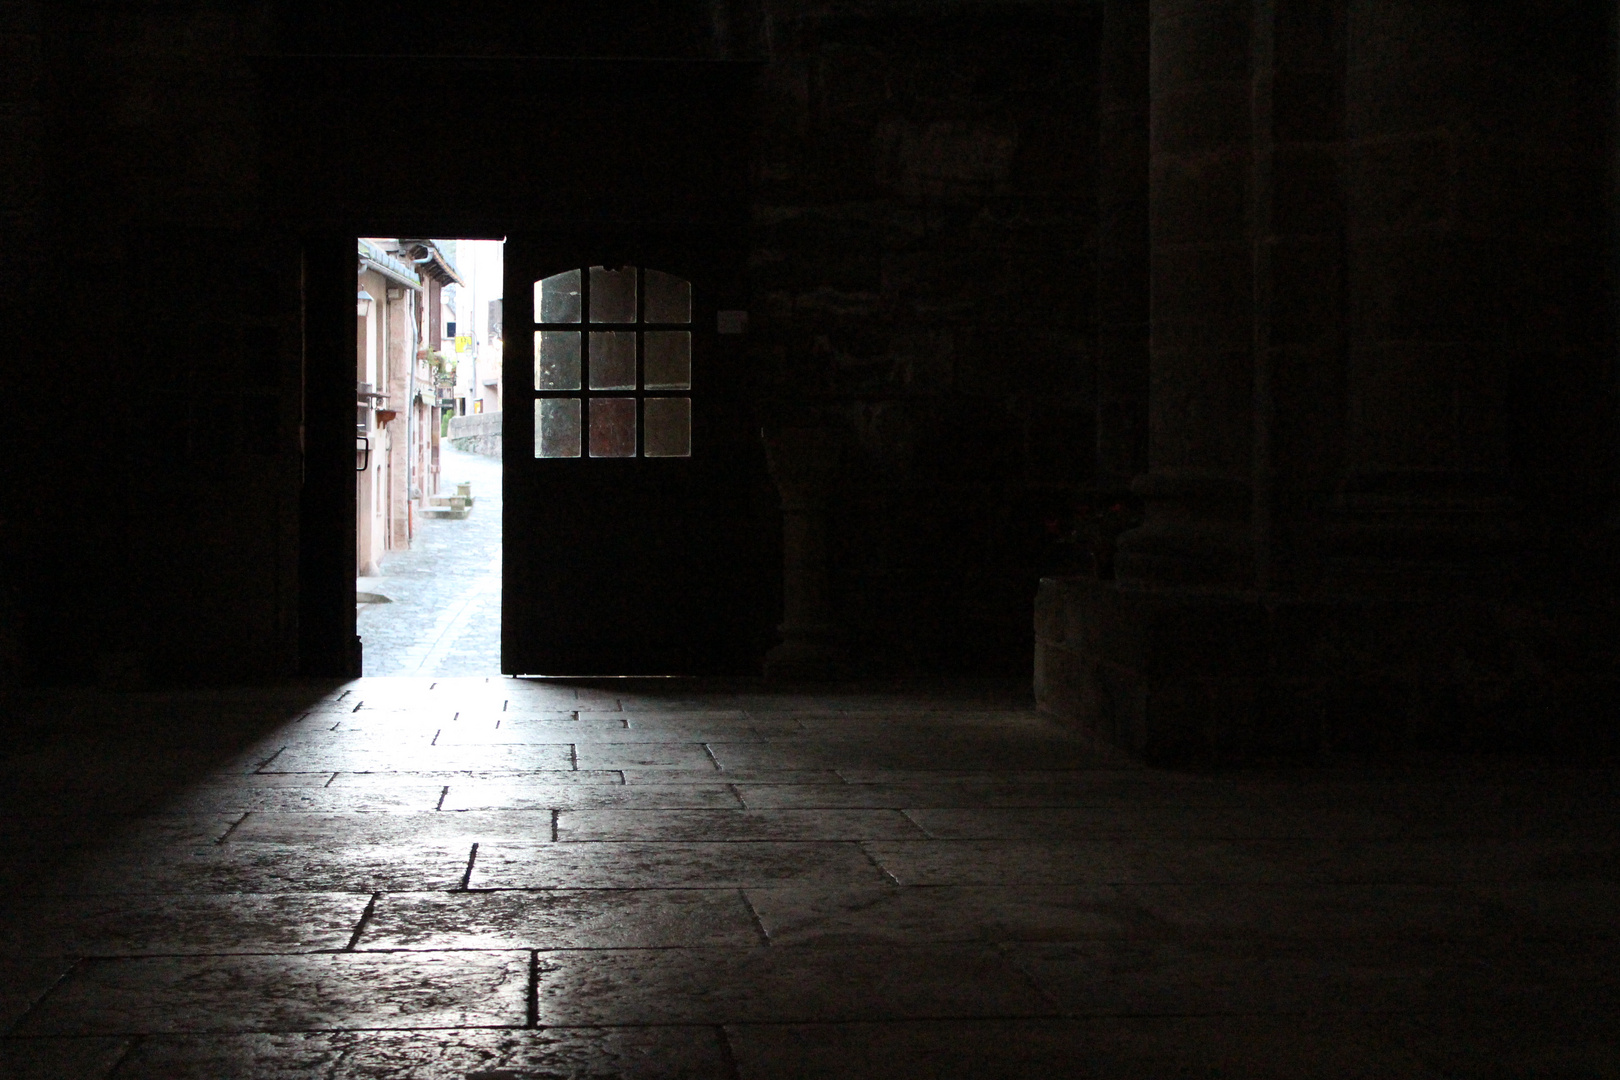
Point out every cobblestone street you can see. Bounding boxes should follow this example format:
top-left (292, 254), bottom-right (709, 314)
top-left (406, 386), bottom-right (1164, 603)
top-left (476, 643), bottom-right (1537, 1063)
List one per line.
top-left (357, 444), bottom-right (501, 676)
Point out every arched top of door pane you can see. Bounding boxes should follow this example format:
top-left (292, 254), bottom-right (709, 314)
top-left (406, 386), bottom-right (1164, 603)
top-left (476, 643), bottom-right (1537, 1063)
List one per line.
top-left (534, 267), bottom-right (691, 326)
top-left (644, 269), bottom-right (691, 324)
top-left (535, 269), bottom-right (581, 323)
top-left (589, 266), bottom-right (636, 323)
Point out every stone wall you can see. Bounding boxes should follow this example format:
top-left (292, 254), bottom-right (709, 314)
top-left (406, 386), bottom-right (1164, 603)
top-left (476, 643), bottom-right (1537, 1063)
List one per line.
top-left (752, 5), bottom-right (1103, 674)
top-left (7, 0), bottom-right (1617, 706)
top-left (447, 411), bottom-right (503, 459)
top-left (0, 0), bottom-right (43, 687)
top-left (6, 0), bottom-right (1107, 683)
top-left (1037, 577), bottom-right (1620, 763)
top-left (1038, 0), bottom-right (1619, 759)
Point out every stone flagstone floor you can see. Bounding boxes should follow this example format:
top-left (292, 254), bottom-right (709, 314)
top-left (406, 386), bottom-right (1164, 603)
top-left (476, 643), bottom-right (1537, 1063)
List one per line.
top-left (0, 676), bottom-right (1617, 1077)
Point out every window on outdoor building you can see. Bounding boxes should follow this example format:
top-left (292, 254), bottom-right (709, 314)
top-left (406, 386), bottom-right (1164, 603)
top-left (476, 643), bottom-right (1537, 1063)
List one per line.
top-left (532, 266), bottom-right (692, 459)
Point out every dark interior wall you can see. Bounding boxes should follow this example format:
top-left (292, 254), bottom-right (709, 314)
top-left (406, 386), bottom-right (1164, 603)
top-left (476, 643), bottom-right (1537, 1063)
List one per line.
top-left (751, 5), bottom-right (1103, 674)
top-left (14, 2), bottom-right (303, 685)
top-left (272, 0), bottom-right (746, 58)
top-left (4, 0), bottom-right (1614, 689)
top-left (4, 0), bottom-right (1104, 685)
top-left (1337, 0), bottom-right (1615, 594)
top-left (0, 0), bottom-right (45, 680)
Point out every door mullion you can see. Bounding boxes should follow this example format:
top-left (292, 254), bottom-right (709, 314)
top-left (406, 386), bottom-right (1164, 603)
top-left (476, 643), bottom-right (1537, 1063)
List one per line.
top-left (635, 265), bottom-right (645, 458)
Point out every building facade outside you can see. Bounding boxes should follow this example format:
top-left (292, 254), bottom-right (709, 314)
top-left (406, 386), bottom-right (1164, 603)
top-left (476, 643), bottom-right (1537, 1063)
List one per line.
top-left (447, 243), bottom-right (503, 420)
top-left (447, 241), bottom-right (504, 457)
top-left (356, 238), bottom-right (463, 577)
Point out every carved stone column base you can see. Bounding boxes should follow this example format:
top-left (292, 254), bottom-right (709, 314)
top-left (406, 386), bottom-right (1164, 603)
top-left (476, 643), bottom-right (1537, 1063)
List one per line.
top-left (764, 624), bottom-right (848, 681)
top-left (1113, 472), bottom-right (1251, 587)
top-left (1035, 576), bottom-right (1618, 764)
top-left (763, 427), bottom-right (845, 681)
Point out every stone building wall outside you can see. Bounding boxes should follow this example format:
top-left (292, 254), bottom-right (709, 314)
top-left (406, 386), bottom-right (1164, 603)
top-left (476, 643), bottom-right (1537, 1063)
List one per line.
top-left (448, 411), bottom-right (503, 459)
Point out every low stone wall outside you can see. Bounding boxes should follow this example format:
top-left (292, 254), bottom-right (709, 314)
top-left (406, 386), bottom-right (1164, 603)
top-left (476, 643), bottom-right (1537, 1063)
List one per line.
top-left (447, 411), bottom-right (501, 458)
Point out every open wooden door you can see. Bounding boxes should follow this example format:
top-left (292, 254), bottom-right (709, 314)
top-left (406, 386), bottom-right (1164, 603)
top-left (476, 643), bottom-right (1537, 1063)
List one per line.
top-left (502, 236), bottom-right (770, 674)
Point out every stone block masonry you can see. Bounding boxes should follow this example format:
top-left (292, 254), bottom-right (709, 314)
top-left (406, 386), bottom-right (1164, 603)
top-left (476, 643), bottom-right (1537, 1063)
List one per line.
top-left (1036, 576), bottom-right (1620, 764)
top-left (750, 6), bottom-right (1104, 676)
top-left (448, 411), bottom-right (502, 459)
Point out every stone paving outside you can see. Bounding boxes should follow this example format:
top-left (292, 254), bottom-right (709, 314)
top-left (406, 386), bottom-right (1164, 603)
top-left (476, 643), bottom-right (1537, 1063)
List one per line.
top-left (358, 444), bottom-right (502, 676)
top-left (0, 675), bottom-right (1617, 1077)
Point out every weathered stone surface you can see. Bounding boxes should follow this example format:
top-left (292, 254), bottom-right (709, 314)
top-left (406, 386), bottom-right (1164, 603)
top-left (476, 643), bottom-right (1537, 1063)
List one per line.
top-left (360, 890), bottom-right (761, 950)
top-left (736, 778), bottom-right (1241, 809)
top-left (329, 769), bottom-right (624, 787)
top-left (17, 952), bottom-right (529, 1034)
top-left (572, 742), bottom-right (719, 771)
top-left (1005, 937), bottom-right (1599, 1017)
top-left (227, 811), bottom-right (553, 846)
top-left (747, 885), bottom-right (1134, 945)
top-left (471, 841), bottom-right (888, 890)
top-left (724, 1016), bottom-right (1446, 1079)
top-left (111, 1032), bottom-right (347, 1079)
top-left (441, 782), bottom-right (742, 811)
top-left (620, 769), bottom-right (845, 785)
top-left (707, 735), bottom-right (1103, 773)
top-left (863, 839), bottom-right (1271, 886)
top-left (429, 720), bottom-right (637, 745)
top-left (265, 744), bottom-right (575, 773)
top-left (110, 1028), bottom-right (738, 1080)
top-left (35, 843), bottom-right (475, 895)
top-left (0, 957), bottom-right (77, 1033)
top-left (331, 1027), bottom-right (736, 1079)
top-left (0, 813), bottom-right (239, 849)
top-left (1, 678), bottom-right (1617, 1074)
top-left (903, 805), bottom-right (1404, 840)
top-left (157, 782), bottom-right (448, 813)
top-left (556, 809), bottom-right (926, 842)
top-left (534, 945), bottom-right (1054, 1025)
top-left (866, 836), bottom-right (1620, 887)
top-left (0, 1037), bottom-right (130, 1080)
top-left (622, 716), bottom-right (803, 739)
top-left (0, 894), bottom-right (370, 957)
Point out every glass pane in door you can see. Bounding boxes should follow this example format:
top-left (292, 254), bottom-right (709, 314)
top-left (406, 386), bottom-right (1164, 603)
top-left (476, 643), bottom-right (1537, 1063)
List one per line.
top-left (643, 331), bottom-right (691, 390)
top-left (535, 331), bottom-right (581, 390)
top-left (643, 269), bottom-right (692, 323)
top-left (588, 332), bottom-right (636, 390)
top-left (589, 266), bottom-right (636, 323)
top-left (536, 270), bottom-right (582, 323)
top-left (589, 398), bottom-right (637, 458)
top-left (644, 397), bottom-right (691, 457)
top-left (536, 398), bottom-right (582, 458)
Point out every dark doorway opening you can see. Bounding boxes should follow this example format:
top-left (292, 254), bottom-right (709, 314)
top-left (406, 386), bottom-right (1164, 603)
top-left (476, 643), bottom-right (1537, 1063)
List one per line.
top-left (355, 239), bottom-right (506, 677)
top-left (284, 58), bottom-right (764, 679)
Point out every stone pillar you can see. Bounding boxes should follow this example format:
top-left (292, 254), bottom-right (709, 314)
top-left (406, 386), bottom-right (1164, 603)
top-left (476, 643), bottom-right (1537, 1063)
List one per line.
top-left (1113, 0), bottom-right (1255, 586)
top-left (1095, 0), bottom-right (1151, 491)
top-left (1040, 0), bottom-right (1617, 761)
top-left (1250, 0), bottom-right (1348, 590)
top-left (763, 428), bottom-right (845, 679)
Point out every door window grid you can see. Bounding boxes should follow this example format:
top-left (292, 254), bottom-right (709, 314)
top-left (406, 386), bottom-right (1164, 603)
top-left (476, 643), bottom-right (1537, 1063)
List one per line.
top-left (533, 266), bottom-right (692, 459)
